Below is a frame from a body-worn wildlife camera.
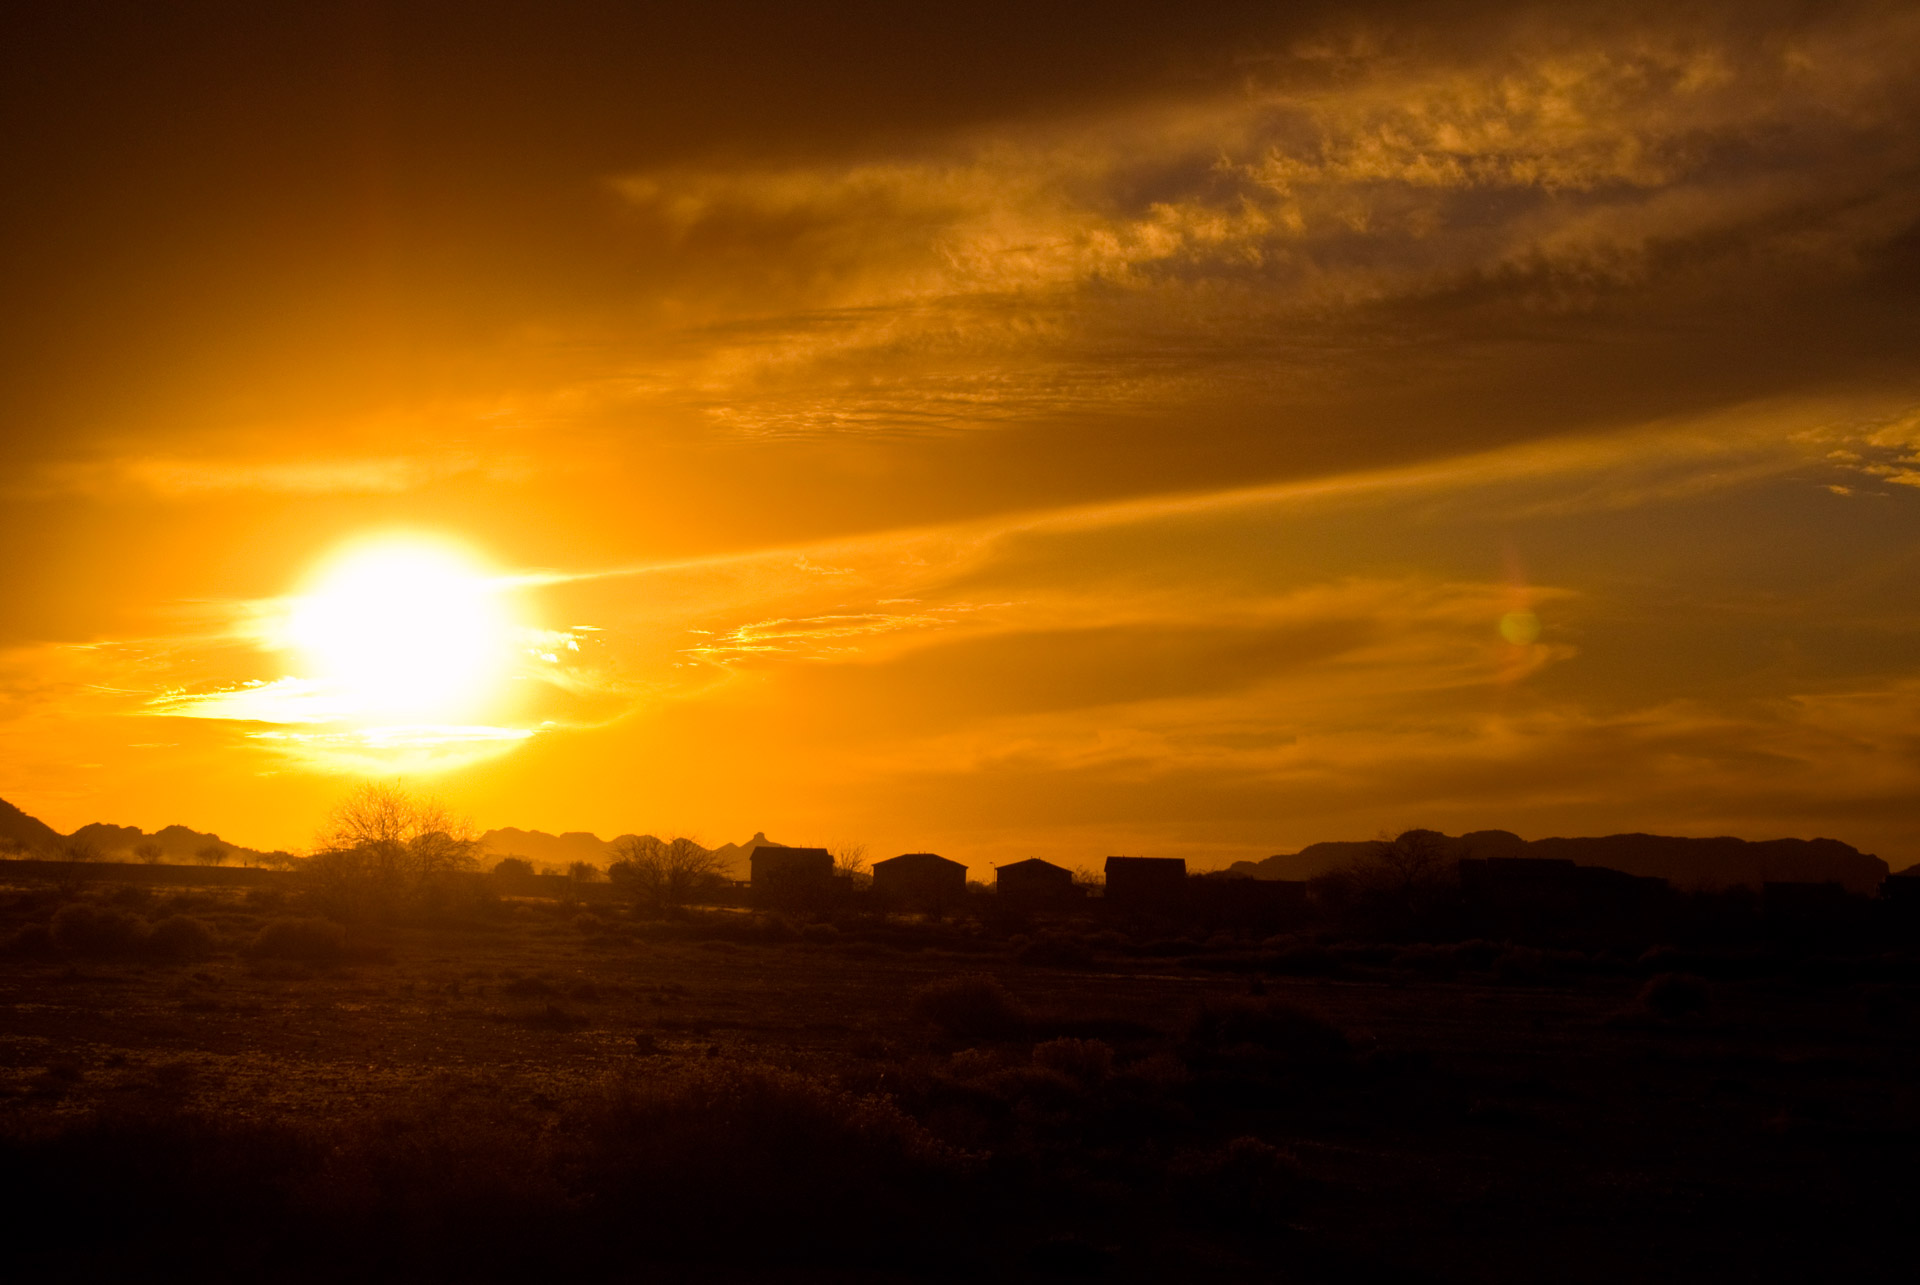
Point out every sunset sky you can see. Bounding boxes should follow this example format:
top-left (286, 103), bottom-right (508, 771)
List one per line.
top-left (4, 2), bottom-right (1919, 872)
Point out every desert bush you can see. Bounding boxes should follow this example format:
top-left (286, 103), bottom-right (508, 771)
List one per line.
top-left (500, 974), bottom-right (557, 997)
top-left (49, 903), bottom-right (148, 955)
top-left (1638, 972), bottom-right (1711, 1019)
top-left (0, 1108), bottom-right (322, 1268)
top-left (573, 1063), bottom-right (973, 1262)
top-left (1393, 943), bottom-right (1459, 976)
top-left (1, 923), bottom-right (55, 956)
top-left (1494, 945), bottom-right (1547, 984)
top-left (1016, 932), bottom-right (1095, 968)
top-left (1031, 1037), bottom-right (1115, 1084)
top-left (912, 974), bottom-right (1030, 1040)
top-left (247, 918), bottom-right (348, 963)
top-left (607, 836), bottom-right (723, 909)
top-left (146, 916), bottom-right (217, 961)
top-left (1262, 941), bottom-right (1337, 975)
top-left (105, 884), bottom-right (154, 909)
top-left (1184, 998), bottom-right (1351, 1063)
top-left (1171, 1136), bottom-right (1303, 1228)
top-left (1451, 939), bottom-right (1504, 971)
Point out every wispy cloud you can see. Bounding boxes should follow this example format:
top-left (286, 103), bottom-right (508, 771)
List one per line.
top-left (602, 6), bottom-right (1920, 441)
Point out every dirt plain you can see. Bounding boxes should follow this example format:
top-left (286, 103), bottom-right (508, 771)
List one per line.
top-left (1, 866), bottom-right (1916, 1282)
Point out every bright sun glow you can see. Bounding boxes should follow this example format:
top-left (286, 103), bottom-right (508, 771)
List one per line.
top-left (286, 539), bottom-right (517, 723)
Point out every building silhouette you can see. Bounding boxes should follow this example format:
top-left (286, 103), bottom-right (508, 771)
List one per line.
top-left (873, 852), bottom-right (967, 910)
top-left (749, 845), bottom-right (835, 908)
top-left (994, 857), bottom-right (1078, 908)
top-left (1104, 856), bottom-right (1187, 915)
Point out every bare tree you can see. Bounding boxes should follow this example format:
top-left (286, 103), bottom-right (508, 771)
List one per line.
top-left (134, 841), bottom-right (164, 865)
top-left (195, 843), bottom-right (228, 867)
top-left (315, 782), bottom-right (478, 879)
top-left (310, 782), bottom-right (480, 919)
top-left (53, 839), bottom-right (99, 895)
top-left (1311, 829), bottom-right (1457, 933)
top-left (832, 843), bottom-right (871, 887)
top-left (608, 835), bottom-right (721, 907)
top-left (568, 860), bottom-right (602, 883)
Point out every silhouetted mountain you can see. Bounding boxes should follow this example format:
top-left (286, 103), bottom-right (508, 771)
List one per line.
top-left (708, 832), bottom-right (788, 880)
top-left (0, 797), bottom-right (270, 863)
top-left (1230, 829), bottom-right (1889, 893)
top-left (0, 797), bottom-right (63, 854)
top-left (477, 828), bottom-right (640, 871)
top-left (68, 821), bottom-right (258, 863)
top-left (476, 827), bottom-right (785, 878)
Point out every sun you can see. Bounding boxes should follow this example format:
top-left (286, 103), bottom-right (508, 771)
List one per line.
top-left (286, 537), bottom-right (518, 723)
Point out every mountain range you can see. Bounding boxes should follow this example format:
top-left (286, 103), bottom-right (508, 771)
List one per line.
top-left (475, 828), bottom-right (785, 878)
top-left (3, 796), bottom-right (1907, 888)
top-left (0, 797), bottom-right (784, 878)
top-left (1229, 830), bottom-right (1892, 893)
top-left (1, 797), bottom-right (277, 864)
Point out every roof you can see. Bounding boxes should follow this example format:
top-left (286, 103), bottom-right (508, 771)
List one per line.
top-left (874, 851), bottom-right (966, 871)
top-left (750, 845), bottom-right (833, 873)
top-left (997, 858), bottom-right (1071, 875)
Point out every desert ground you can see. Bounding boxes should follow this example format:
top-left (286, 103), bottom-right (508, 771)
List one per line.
top-left (2, 866), bottom-right (1915, 1282)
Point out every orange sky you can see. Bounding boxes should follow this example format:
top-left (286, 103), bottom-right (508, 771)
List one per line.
top-left (4, 2), bottom-right (1920, 874)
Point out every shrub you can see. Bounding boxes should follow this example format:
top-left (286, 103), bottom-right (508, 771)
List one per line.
top-left (912, 974), bottom-right (1030, 1040)
top-left (1184, 998), bottom-right (1351, 1063)
top-left (49, 904), bottom-right (148, 955)
top-left (146, 916), bottom-right (217, 962)
top-left (572, 1064), bottom-right (973, 1262)
top-left (1638, 972), bottom-right (1711, 1020)
top-left (1031, 1037), bottom-right (1114, 1084)
top-left (1, 924), bottom-right (55, 956)
top-left (247, 918), bottom-right (348, 963)
top-left (1171, 1136), bottom-right (1303, 1227)
top-left (1494, 945), bottom-right (1547, 984)
top-left (1016, 932), bottom-right (1094, 968)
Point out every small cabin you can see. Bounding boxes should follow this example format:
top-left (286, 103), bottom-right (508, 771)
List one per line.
top-left (873, 852), bottom-right (967, 910)
top-left (750, 845), bottom-right (835, 907)
top-left (1188, 873), bottom-right (1308, 932)
top-left (1104, 856), bottom-right (1188, 914)
top-left (995, 858), bottom-right (1078, 908)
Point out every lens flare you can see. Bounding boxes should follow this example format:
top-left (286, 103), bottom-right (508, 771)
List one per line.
top-left (1498, 609), bottom-right (1541, 645)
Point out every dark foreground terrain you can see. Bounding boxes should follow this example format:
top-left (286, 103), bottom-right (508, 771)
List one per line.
top-left (1, 869), bottom-right (1915, 1282)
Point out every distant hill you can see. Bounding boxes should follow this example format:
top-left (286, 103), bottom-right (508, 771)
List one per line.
top-left (0, 797), bottom-right (63, 854)
top-left (69, 822), bottom-right (264, 864)
top-left (476, 828), bottom-right (638, 871)
top-left (1230, 830), bottom-right (1889, 893)
top-left (476, 828), bottom-right (786, 878)
top-left (0, 797), bottom-right (276, 864)
top-left (1, 797), bottom-right (794, 876)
